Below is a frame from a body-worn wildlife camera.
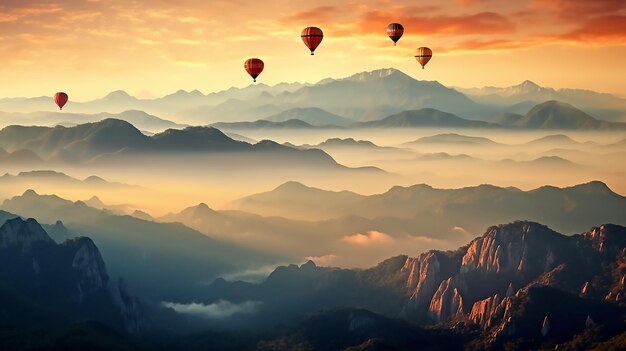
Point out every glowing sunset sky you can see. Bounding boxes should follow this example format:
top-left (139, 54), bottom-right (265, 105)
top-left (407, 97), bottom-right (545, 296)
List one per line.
top-left (1, 0), bottom-right (625, 100)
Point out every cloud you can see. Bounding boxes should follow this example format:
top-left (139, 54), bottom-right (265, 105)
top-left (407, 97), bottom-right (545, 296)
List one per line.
top-left (560, 15), bottom-right (626, 42)
top-left (359, 10), bottom-right (515, 36)
top-left (284, 6), bottom-right (341, 22)
top-left (342, 231), bottom-right (393, 245)
top-left (219, 264), bottom-right (285, 283)
top-left (533, 0), bottom-right (625, 19)
top-left (162, 300), bottom-right (261, 319)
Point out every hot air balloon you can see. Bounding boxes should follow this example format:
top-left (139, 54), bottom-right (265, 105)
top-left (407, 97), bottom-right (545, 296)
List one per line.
top-left (54, 92), bottom-right (68, 110)
top-left (244, 58), bottom-right (264, 82)
top-left (414, 47), bottom-right (432, 69)
top-left (386, 23), bottom-right (404, 46)
top-left (301, 27), bottom-right (323, 55)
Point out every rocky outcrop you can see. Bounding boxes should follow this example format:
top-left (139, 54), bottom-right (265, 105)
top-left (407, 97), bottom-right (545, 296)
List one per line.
top-left (428, 276), bottom-right (465, 322)
top-left (460, 222), bottom-right (561, 276)
top-left (403, 251), bottom-right (460, 317)
top-left (0, 217), bottom-right (53, 251)
top-left (468, 294), bottom-right (509, 329)
top-left (68, 237), bottom-right (109, 297)
top-left (0, 217), bottom-right (147, 332)
top-left (400, 221), bottom-right (626, 327)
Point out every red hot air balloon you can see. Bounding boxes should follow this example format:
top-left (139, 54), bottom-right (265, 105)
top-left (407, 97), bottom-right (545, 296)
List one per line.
top-left (54, 92), bottom-right (68, 110)
top-left (244, 58), bottom-right (264, 82)
top-left (386, 23), bottom-right (404, 46)
top-left (301, 27), bottom-right (323, 55)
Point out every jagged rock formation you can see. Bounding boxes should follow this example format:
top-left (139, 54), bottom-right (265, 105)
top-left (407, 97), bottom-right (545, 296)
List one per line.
top-left (399, 221), bottom-right (626, 337)
top-left (0, 217), bottom-right (147, 332)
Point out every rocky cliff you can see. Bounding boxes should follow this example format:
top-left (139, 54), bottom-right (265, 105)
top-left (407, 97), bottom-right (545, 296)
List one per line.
top-left (402, 221), bottom-right (625, 329)
top-left (0, 217), bottom-right (147, 332)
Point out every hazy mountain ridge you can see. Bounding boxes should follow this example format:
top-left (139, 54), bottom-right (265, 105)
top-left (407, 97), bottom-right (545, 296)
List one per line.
top-left (458, 80), bottom-right (626, 122)
top-left (0, 119), bottom-right (357, 170)
top-left (262, 107), bottom-right (354, 127)
top-left (0, 110), bottom-right (187, 133)
top-left (2, 68), bottom-right (624, 129)
top-left (232, 181), bottom-right (626, 233)
top-left (0, 189), bottom-right (285, 301)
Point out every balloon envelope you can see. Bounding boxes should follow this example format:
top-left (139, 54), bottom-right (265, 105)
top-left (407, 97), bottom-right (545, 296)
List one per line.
top-left (301, 27), bottom-right (323, 55)
top-left (386, 23), bottom-right (404, 45)
top-left (414, 47), bottom-right (432, 69)
top-left (244, 58), bottom-right (264, 82)
top-left (54, 92), bottom-right (68, 110)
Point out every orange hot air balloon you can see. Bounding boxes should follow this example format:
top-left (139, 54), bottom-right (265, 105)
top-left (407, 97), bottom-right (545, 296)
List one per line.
top-left (301, 27), bottom-right (323, 55)
top-left (244, 58), bottom-right (264, 82)
top-left (414, 47), bottom-right (432, 69)
top-left (386, 23), bottom-right (404, 46)
top-left (54, 92), bottom-right (69, 110)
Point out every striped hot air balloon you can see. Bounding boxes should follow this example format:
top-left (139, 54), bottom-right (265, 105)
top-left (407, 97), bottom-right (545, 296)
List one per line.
top-left (301, 27), bottom-right (323, 55)
top-left (386, 23), bottom-right (404, 46)
top-left (244, 58), bottom-right (264, 82)
top-left (54, 92), bottom-right (68, 110)
top-left (414, 47), bottom-right (432, 69)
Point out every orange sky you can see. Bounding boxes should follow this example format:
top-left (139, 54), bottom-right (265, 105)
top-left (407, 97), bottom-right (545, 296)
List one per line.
top-left (1, 0), bottom-right (625, 100)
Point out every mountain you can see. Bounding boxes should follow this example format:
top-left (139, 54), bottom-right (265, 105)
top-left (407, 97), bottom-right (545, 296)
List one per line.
top-left (203, 221), bottom-right (626, 349)
top-left (282, 68), bottom-right (486, 121)
top-left (524, 134), bottom-right (598, 147)
top-left (405, 133), bottom-right (500, 146)
top-left (180, 68), bottom-right (490, 123)
top-left (356, 109), bottom-right (499, 128)
top-left (232, 181), bottom-right (626, 234)
top-left (0, 190), bottom-right (284, 301)
top-left (503, 101), bottom-right (626, 130)
top-left (210, 118), bottom-right (336, 130)
top-left (262, 107), bottom-right (354, 127)
top-left (0, 170), bottom-right (137, 189)
top-left (0, 110), bottom-right (187, 133)
top-left (0, 119), bottom-right (355, 170)
top-left (317, 138), bottom-right (380, 149)
top-left (0, 217), bottom-right (146, 332)
top-left (458, 80), bottom-right (626, 122)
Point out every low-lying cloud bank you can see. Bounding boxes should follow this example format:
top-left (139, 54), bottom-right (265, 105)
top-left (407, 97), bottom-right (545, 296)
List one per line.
top-left (162, 300), bottom-right (262, 319)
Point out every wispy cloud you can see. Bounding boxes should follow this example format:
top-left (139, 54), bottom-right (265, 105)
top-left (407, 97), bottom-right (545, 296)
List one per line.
top-left (342, 230), bottom-right (393, 245)
top-left (162, 300), bottom-right (261, 319)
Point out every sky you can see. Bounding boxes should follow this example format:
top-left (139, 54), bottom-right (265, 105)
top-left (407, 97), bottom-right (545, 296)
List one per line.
top-left (1, 0), bottom-right (625, 100)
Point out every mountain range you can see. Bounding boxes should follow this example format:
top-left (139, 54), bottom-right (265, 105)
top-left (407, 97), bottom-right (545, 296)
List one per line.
top-left (199, 221), bottom-right (626, 349)
top-left (0, 119), bottom-right (364, 171)
top-left (231, 180), bottom-right (626, 234)
top-left (457, 80), bottom-right (626, 122)
top-left (211, 101), bottom-right (626, 130)
top-left (4, 68), bottom-right (625, 126)
top-left (0, 190), bottom-right (284, 301)
top-left (0, 110), bottom-right (186, 133)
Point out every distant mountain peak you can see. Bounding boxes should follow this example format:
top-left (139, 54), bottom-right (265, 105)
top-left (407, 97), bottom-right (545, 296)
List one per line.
top-left (22, 189), bottom-right (38, 197)
top-left (102, 90), bottom-right (135, 100)
top-left (519, 80), bottom-right (540, 88)
top-left (570, 180), bottom-right (614, 194)
top-left (343, 68), bottom-right (409, 82)
top-left (274, 181), bottom-right (309, 192)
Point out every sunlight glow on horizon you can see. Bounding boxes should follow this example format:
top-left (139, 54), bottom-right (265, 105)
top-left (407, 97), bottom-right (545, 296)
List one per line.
top-left (1, 0), bottom-right (625, 100)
